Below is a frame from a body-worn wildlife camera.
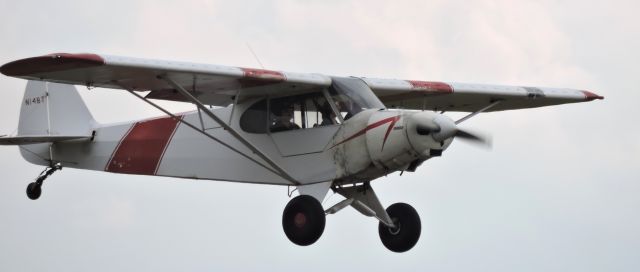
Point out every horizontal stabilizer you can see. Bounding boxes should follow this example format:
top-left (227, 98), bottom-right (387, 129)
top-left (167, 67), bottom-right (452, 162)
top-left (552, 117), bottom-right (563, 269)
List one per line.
top-left (0, 135), bottom-right (91, 145)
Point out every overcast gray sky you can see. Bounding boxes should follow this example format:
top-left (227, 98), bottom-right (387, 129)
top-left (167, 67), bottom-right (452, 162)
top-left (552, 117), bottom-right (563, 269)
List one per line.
top-left (0, 0), bottom-right (638, 271)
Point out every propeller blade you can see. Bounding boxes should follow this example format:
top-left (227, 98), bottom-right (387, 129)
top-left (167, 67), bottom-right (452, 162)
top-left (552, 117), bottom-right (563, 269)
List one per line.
top-left (414, 114), bottom-right (492, 149)
top-left (455, 129), bottom-right (492, 148)
top-left (416, 122), bottom-right (440, 135)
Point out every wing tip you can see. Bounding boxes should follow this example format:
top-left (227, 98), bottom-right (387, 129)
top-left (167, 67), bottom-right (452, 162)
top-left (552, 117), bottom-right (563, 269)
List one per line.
top-left (581, 90), bottom-right (604, 101)
top-left (0, 53), bottom-right (105, 77)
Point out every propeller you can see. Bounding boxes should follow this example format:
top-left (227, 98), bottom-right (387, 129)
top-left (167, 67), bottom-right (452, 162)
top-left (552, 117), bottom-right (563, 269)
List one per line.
top-left (416, 115), bottom-right (491, 148)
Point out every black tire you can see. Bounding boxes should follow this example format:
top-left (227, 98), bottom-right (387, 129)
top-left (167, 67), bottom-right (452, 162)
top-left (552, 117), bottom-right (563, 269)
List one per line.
top-left (282, 195), bottom-right (326, 246)
top-left (26, 182), bottom-right (42, 200)
top-left (378, 202), bottom-right (421, 252)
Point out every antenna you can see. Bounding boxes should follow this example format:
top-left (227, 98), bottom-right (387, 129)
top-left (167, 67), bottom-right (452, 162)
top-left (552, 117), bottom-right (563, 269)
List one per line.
top-left (245, 43), bottom-right (265, 69)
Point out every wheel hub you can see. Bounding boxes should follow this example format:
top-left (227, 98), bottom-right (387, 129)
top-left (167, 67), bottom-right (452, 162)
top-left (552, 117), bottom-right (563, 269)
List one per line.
top-left (294, 212), bottom-right (307, 228)
top-left (388, 221), bottom-right (401, 235)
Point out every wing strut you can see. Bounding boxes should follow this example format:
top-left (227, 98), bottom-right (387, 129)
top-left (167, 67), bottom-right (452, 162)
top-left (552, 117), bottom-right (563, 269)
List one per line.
top-left (159, 76), bottom-right (301, 185)
top-left (117, 82), bottom-right (298, 185)
top-left (455, 100), bottom-right (502, 124)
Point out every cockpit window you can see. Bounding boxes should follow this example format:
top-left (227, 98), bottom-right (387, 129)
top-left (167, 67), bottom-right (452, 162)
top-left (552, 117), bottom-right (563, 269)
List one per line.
top-left (240, 79), bottom-right (383, 134)
top-left (328, 77), bottom-right (385, 120)
top-left (240, 91), bottom-right (338, 134)
top-left (240, 99), bottom-right (268, 133)
top-left (269, 92), bottom-right (336, 132)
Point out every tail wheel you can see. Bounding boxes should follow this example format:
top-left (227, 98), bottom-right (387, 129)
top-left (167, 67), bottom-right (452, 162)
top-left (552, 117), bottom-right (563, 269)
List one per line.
top-left (26, 182), bottom-right (42, 200)
top-left (378, 203), bottom-right (421, 252)
top-left (282, 195), bottom-right (326, 246)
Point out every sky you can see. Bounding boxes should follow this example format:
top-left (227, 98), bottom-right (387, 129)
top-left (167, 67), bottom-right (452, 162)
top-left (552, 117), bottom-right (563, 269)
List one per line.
top-left (0, 0), bottom-right (638, 271)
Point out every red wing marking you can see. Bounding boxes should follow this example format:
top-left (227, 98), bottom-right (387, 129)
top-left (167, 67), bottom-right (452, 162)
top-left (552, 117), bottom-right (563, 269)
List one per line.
top-left (238, 68), bottom-right (286, 89)
top-left (240, 68), bottom-right (286, 81)
top-left (581, 90), bottom-right (604, 101)
top-left (407, 80), bottom-right (453, 93)
top-left (106, 116), bottom-right (182, 175)
top-left (332, 115), bottom-right (401, 149)
top-left (0, 53), bottom-right (105, 77)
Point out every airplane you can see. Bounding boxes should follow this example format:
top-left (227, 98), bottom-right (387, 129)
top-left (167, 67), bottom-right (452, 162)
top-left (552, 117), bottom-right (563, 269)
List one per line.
top-left (0, 53), bottom-right (603, 252)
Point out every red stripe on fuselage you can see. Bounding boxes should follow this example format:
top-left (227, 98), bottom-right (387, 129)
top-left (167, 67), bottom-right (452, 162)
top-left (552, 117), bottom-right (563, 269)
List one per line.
top-left (331, 115), bottom-right (400, 148)
top-left (106, 116), bottom-right (181, 175)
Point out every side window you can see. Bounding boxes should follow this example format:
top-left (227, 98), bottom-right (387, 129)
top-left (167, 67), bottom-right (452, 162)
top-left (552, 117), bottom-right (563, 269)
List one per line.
top-left (240, 91), bottom-right (342, 134)
top-left (327, 86), bottom-right (364, 121)
top-left (305, 94), bottom-right (339, 127)
top-left (328, 77), bottom-right (386, 121)
top-left (304, 94), bottom-right (338, 127)
top-left (270, 92), bottom-right (338, 133)
top-left (240, 99), bottom-right (268, 133)
top-left (270, 98), bottom-right (301, 132)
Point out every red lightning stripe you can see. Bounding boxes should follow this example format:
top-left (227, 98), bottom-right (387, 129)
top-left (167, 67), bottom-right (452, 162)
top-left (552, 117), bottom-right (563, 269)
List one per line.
top-left (381, 115), bottom-right (401, 151)
top-left (331, 115), bottom-right (401, 149)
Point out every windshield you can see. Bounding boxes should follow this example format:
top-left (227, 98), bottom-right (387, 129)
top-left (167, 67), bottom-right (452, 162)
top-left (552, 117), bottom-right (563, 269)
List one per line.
top-left (328, 77), bottom-right (385, 120)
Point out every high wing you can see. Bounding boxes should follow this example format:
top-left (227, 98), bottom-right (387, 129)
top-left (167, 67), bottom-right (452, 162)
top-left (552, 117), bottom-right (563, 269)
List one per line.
top-left (0, 53), bottom-right (332, 106)
top-left (363, 78), bottom-right (603, 112)
top-left (0, 53), bottom-right (602, 110)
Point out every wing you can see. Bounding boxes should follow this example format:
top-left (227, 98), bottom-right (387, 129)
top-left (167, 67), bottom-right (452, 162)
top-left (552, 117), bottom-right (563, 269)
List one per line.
top-left (0, 53), bottom-right (602, 111)
top-left (362, 78), bottom-right (603, 112)
top-left (0, 53), bottom-right (331, 106)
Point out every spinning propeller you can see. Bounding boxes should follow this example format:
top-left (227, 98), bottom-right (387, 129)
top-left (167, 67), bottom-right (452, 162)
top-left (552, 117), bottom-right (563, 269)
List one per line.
top-left (415, 114), bottom-right (491, 148)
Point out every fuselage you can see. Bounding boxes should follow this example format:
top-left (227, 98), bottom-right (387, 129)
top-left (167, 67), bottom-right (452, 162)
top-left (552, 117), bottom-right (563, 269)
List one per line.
top-left (20, 105), bottom-right (451, 186)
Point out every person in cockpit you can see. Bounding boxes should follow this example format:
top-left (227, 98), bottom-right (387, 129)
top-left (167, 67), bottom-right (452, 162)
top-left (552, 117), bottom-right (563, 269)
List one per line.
top-left (270, 104), bottom-right (300, 132)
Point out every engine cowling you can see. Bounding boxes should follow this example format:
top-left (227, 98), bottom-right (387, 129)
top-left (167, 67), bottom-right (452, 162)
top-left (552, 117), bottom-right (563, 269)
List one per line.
top-left (365, 110), bottom-right (453, 171)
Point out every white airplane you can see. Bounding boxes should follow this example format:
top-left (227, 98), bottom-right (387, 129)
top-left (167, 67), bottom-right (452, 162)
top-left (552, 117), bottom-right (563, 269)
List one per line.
top-left (0, 53), bottom-right (602, 252)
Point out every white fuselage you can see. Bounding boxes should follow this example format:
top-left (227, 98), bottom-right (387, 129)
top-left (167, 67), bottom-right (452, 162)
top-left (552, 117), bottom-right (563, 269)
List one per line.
top-left (20, 104), bottom-right (451, 186)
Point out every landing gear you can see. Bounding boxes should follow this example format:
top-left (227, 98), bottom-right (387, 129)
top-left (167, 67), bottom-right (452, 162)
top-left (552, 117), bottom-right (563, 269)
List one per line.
top-left (282, 195), bottom-right (326, 246)
top-left (26, 163), bottom-right (62, 200)
top-left (26, 182), bottom-right (42, 200)
top-left (378, 203), bottom-right (421, 253)
top-left (282, 183), bottom-right (422, 252)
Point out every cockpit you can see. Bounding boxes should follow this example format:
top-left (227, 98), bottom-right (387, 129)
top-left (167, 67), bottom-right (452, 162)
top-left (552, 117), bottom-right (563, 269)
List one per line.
top-left (240, 77), bottom-right (385, 134)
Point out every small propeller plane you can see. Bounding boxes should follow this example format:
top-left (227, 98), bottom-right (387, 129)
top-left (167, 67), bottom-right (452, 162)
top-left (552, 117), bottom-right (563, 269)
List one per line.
top-left (0, 53), bottom-right (603, 252)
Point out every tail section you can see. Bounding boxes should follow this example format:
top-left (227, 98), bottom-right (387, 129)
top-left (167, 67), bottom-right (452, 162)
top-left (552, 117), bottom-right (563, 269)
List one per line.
top-left (18, 80), bottom-right (95, 136)
top-left (0, 81), bottom-right (96, 165)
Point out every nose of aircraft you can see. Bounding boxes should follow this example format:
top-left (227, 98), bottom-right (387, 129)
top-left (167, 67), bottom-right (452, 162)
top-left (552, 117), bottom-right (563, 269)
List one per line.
top-left (415, 113), bottom-right (490, 147)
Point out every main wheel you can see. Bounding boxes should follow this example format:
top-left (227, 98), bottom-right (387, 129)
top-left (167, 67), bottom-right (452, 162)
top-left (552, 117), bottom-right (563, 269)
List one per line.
top-left (378, 202), bottom-right (421, 252)
top-left (26, 182), bottom-right (42, 200)
top-left (282, 195), bottom-right (326, 246)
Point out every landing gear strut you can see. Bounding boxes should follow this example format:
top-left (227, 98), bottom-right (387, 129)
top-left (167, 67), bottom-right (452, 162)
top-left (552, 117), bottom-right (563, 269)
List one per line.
top-left (282, 183), bottom-right (422, 252)
top-left (26, 163), bottom-right (62, 200)
top-left (282, 195), bottom-right (326, 246)
top-left (332, 183), bottom-right (422, 252)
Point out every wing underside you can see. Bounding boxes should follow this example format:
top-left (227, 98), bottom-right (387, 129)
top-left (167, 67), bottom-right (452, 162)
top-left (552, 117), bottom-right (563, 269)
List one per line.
top-left (0, 53), bottom-right (332, 106)
top-left (0, 53), bottom-right (603, 111)
top-left (362, 78), bottom-right (603, 112)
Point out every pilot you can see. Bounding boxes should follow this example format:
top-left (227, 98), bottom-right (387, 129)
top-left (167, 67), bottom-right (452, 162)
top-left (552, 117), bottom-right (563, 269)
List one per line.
top-left (271, 104), bottom-right (301, 132)
top-left (337, 99), bottom-right (357, 120)
top-left (319, 104), bottom-right (337, 126)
